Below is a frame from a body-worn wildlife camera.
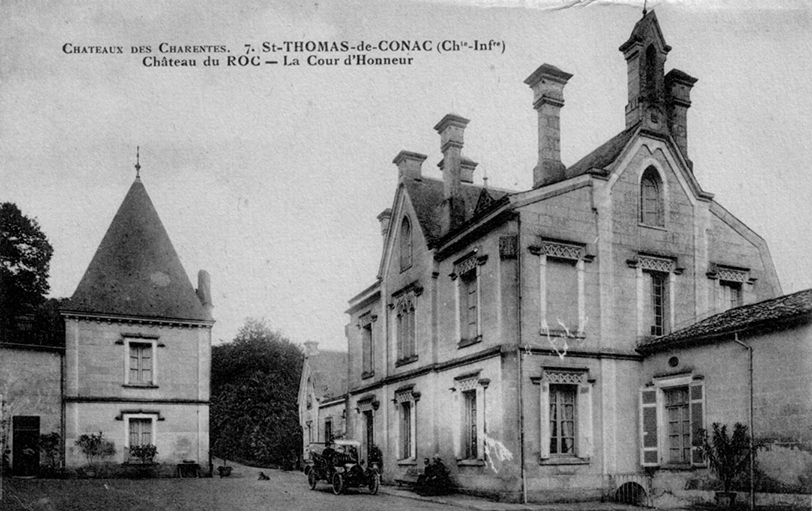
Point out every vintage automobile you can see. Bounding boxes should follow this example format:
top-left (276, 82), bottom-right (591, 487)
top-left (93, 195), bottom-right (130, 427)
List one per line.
top-left (304, 440), bottom-right (380, 495)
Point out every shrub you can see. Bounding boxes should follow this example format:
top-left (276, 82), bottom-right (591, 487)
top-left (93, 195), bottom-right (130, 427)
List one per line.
top-left (698, 422), bottom-right (755, 493)
top-left (75, 432), bottom-right (116, 465)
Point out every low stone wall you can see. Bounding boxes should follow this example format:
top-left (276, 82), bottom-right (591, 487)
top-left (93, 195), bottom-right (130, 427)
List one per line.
top-left (652, 489), bottom-right (812, 509)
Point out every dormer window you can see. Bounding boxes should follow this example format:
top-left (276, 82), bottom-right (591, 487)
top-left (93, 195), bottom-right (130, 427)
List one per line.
top-left (640, 167), bottom-right (664, 227)
top-left (399, 216), bottom-right (413, 271)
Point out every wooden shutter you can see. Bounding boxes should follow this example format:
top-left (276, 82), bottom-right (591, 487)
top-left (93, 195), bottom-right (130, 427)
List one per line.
top-left (640, 387), bottom-right (659, 466)
top-left (577, 383), bottom-right (593, 459)
top-left (539, 382), bottom-right (550, 459)
top-left (690, 381), bottom-right (705, 466)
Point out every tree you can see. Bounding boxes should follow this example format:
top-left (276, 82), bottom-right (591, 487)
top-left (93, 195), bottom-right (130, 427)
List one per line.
top-left (0, 203), bottom-right (54, 340)
top-left (210, 319), bottom-right (304, 468)
top-left (698, 422), bottom-right (755, 494)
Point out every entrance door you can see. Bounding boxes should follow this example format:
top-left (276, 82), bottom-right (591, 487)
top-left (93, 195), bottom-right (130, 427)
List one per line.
top-left (364, 410), bottom-right (374, 460)
top-left (12, 416), bottom-right (40, 477)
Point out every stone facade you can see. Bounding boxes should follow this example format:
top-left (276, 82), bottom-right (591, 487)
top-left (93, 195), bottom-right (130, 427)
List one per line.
top-left (59, 173), bottom-right (214, 472)
top-left (297, 342), bottom-right (348, 454)
top-left (62, 318), bottom-right (211, 467)
top-left (639, 290), bottom-right (812, 504)
top-left (343, 9), bottom-right (786, 505)
top-left (0, 345), bottom-right (63, 475)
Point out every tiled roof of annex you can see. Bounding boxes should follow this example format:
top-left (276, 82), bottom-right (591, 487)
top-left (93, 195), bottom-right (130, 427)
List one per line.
top-left (638, 288), bottom-right (812, 354)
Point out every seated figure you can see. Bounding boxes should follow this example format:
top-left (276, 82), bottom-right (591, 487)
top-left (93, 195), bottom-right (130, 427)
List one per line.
top-left (416, 454), bottom-right (452, 496)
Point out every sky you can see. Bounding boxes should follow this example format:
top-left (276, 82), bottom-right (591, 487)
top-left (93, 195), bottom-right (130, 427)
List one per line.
top-left (2, 0), bottom-right (811, 351)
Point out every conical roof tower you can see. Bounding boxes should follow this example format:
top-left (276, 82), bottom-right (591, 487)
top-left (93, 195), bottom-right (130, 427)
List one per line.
top-left (66, 174), bottom-right (210, 322)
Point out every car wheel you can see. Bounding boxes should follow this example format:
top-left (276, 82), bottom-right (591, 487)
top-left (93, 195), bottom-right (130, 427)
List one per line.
top-left (368, 473), bottom-right (380, 495)
top-left (308, 470), bottom-right (318, 490)
top-left (332, 472), bottom-right (344, 495)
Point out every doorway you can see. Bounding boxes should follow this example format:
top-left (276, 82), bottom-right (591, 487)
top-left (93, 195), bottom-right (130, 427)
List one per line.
top-left (12, 415), bottom-right (40, 477)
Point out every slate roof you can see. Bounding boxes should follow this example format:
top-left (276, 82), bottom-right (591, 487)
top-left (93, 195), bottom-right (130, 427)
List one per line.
top-left (562, 126), bottom-right (638, 182)
top-left (403, 177), bottom-right (510, 246)
top-left (66, 178), bottom-right (210, 322)
top-left (638, 288), bottom-right (812, 354)
top-left (307, 350), bottom-right (348, 402)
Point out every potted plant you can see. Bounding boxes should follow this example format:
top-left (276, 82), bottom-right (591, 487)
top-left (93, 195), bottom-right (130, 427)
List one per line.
top-left (129, 444), bottom-right (157, 464)
top-left (698, 422), bottom-right (754, 509)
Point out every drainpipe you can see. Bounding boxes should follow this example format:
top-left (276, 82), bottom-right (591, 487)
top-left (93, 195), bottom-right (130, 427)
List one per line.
top-left (515, 216), bottom-right (527, 504)
top-left (733, 333), bottom-right (755, 511)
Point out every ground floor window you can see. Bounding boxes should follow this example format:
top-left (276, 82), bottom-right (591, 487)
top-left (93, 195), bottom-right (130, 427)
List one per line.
top-left (537, 369), bottom-right (593, 461)
top-left (324, 418), bottom-right (333, 442)
top-left (549, 385), bottom-right (576, 455)
top-left (125, 414), bottom-right (157, 462)
top-left (394, 388), bottom-right (418, 461)
top-left (400, 401), bottom-right (412, 459)
top-left (364, 410), bottom-right (374, 458)
top-left (664, 387), bottom-right (691, 463)
top-left (640, 378), bottom-right (704, 467)
top-left (129, 418), bottom-right (152, 447)
top-left (462, 389), bottom-right (478, 459)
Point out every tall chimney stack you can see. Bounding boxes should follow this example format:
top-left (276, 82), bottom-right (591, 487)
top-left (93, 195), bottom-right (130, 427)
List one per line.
top-left (665, 69), bottom-right (697, 167)
top-left (524, 63), bottom-right (572, 188)
top-left (393, 150), bottom-right (427, 181)
top-left (434, 114), bottom-right (470, 235)
top-left (377, 208), bottom-right (392, 238)
top-left (196, 270), bottom-right (213, 319)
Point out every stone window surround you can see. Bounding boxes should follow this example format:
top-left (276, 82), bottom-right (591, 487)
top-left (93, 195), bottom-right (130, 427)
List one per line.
top-left (393, 386), bottom-right (420, 464)
top-left (357, 312), bottom-right (378, 379)
top-left (390, 282), bottom-right (423, 366)
top-left (450, 371), bottom-right (490, 465)
top-left (532, 367), bottom-right (594, 464)
top-left (529, 239), bottom-right (594, 338)
top-left (640, 373), bottom-right (706, 468)
top-left (637, 163), bottom-right (669, 229)
top-left (123, 412), bottom-right (157, 450)
top-left (356, 395), bottom-right (380, 416)
top-left (627, 254), bottom-right (683, 338)
top-left (706, 263), bottom-right (756, 311)
top-left (123, 336), bottom-right (158, 388)
top-left (450, 250), bottom-right (488, 348)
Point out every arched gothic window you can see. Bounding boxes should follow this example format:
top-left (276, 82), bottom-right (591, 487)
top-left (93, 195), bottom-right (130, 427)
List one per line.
top-left (399, 216), bottom-right (412, 270)
top-left (640, 167), bottom-right (664, 227)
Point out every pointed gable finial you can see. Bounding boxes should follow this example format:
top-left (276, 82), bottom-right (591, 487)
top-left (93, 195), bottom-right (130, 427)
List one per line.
top-left (643, 0), bottom-right (647, 15)
top-left (135, 146), bottom-right (141, 179)
top-left (482, 164), bottom-right (489, 189)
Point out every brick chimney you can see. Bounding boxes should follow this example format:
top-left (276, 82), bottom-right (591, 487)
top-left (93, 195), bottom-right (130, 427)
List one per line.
top-left (524, 64), bottom-right (572, 188)
top-left (196, 270), bottom-right (213, 319)
top-left (393, 150), bottom-right (427, 180)
top-left (434, 114), bottom-right (470, 235)
top-left (377, 208), bottom-right (392, 238)
top-left (665, 69), bottom-right (697, 166)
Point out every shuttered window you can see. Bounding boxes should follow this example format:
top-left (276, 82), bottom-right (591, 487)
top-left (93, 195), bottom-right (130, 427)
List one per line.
top-left (462, 389), bottom-right (478, 459)
top-left (639, 381), bottom-right (705, 467)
